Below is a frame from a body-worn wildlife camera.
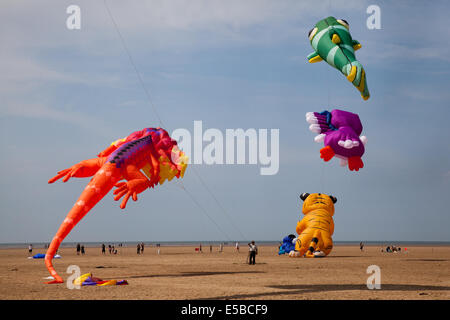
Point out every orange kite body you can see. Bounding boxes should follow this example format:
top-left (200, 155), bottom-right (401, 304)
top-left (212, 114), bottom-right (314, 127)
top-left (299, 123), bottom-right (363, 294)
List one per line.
top-left (45, 127), bottom-right (188, 283)
top-left (289, 193), bottom-right (337, 258)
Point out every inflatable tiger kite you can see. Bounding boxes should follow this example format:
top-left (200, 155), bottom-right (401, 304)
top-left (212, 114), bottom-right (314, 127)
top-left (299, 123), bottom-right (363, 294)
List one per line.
top-left (289, 193), bottom-right (337, 258)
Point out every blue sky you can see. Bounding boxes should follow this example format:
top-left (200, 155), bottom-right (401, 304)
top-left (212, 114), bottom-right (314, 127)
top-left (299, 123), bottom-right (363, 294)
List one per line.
top-left (1, 0), bottom-right (449, 243)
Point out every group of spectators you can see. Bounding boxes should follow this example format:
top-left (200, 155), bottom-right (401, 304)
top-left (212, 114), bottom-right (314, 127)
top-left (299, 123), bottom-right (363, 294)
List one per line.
top-left (136, 242), bottom-right (145, 254)
top-left (76, 243), bottom-right (85, 255)
top-left (101, 243), bottom-right (123, 255)
top-left (383, 245), bottom-right (402, 253)
top-left (27, 241), bottom-right (260, 264)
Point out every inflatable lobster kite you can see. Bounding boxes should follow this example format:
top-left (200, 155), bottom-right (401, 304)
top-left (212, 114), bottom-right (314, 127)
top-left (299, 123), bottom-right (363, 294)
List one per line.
top-left (45, 127), bottom-right (188, 283)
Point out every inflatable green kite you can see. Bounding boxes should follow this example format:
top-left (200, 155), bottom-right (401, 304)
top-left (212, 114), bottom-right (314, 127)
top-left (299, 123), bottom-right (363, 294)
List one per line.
top-left (307, 16), bottom-right (370, 100)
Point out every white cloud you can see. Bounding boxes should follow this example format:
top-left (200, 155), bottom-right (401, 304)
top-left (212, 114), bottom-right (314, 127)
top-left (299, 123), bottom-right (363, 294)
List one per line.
top-left (0, 49), bottom-right (121, 134)
top-left (0, 0), bottom-right (365, 128)
top-left (364, 41), bottom-right (450, 65)
top-left (0, 0), bottom-right (364, 51)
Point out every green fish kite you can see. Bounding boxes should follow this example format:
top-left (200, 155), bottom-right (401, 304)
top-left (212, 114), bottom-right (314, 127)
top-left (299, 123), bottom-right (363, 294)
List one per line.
top-left (307, 17), bottom-right (370, 100)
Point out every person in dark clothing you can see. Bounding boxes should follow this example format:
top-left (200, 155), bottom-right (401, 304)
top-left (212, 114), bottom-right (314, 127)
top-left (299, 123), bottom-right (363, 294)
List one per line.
top-left (81, 245), bottom-right (85, 255)
top-left (101, 244), bottom-right (106, 255)
top-left (76, 243), bottom-right (81, 255)
top-left (248, 241), bottom-right (257, 265)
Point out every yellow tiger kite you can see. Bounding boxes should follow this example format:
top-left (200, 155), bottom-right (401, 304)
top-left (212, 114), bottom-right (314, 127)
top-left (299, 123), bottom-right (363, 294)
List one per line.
top-left (289, 193), bottom-right (337, 258)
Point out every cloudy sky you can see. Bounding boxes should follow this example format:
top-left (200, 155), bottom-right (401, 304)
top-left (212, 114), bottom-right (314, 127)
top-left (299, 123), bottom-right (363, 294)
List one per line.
top-left (1, 0), bottom-right (449, 243)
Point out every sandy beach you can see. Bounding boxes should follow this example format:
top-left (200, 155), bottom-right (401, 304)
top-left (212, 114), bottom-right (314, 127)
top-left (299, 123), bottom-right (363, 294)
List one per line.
top-left (0, 244), bottom-right (449, 300)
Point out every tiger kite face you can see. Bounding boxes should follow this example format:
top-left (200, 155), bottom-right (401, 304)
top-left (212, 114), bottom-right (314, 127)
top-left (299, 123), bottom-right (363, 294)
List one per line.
top-left (300, 192), bottom-right (337, 216)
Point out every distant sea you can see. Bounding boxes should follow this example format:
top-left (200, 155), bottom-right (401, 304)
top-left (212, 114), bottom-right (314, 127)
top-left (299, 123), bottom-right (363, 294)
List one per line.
top-left (1, 241), bottom-right (449, 249)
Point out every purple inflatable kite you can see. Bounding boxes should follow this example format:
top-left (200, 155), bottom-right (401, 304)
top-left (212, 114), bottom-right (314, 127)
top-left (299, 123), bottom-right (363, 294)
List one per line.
top-left (306, 109), bottom-right (367, 171)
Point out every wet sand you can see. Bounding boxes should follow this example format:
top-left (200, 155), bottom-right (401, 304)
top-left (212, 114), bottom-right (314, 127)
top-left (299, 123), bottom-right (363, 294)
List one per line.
top-left (0, 244), bottom-right (449, 300)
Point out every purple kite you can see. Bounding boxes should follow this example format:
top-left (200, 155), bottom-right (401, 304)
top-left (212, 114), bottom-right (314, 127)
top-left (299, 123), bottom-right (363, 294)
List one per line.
top-left (306, 109), bottom-right (367, 171)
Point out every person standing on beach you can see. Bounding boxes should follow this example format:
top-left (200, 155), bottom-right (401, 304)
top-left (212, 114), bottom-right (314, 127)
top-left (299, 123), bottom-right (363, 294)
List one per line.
top-left (248, 241), bottom-right (257, 265)
top-left (141, 242), bottom-right (145, 254)
top-left (76, 243), bottom-right (81, 255)
top-left (81, 245), bottom-right (85, 255)
top-left (360, 242), bottom-right (364, 252)
top-left (210, 245), bottom-right (212, 253)
top-left (101, 243), bottom-right (106, 255)
top-left (28, 244), bottom-right (33, 256)
top-left (137, 243), bottom-right (141, 254)
top-left (235, 242), bottom-right (240, 253)
top-left (156, 243), bottom-right (161, 255)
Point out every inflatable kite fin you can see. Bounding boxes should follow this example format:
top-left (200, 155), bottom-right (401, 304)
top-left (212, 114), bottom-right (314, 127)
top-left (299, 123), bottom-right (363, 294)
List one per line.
top-left (307, 52), bottom-right (323, 63)
top-left (331, 34), bottom-right (341, 44)
top-left (352, 39), bottom-right (362, 51)
top-left (357, 69), bottom-right (369, 101)
top-left (345, 63), bottom-right (370, 100)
